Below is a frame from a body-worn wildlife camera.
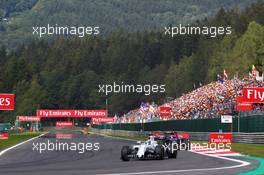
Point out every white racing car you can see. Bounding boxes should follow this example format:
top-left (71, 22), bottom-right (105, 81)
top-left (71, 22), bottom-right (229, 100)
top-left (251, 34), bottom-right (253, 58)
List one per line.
top-left (121, 133), bottom-right (178, 161)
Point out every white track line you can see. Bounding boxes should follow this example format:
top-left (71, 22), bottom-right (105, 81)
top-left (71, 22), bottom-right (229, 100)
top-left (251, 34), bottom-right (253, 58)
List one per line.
top-left (0, 133), bottom-right (45, 156)
top-left (212, 153), bottom-right (241, 156)
top-left (98, 161), bottom-right (249, 175)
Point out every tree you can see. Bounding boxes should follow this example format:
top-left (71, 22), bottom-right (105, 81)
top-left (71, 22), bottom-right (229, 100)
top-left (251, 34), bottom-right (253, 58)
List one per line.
top-left (223, 21), bottom-right (264, 75)
top-left (16, 78), bottom-right (47, 115)
top-left (165, 57), bottom-right (193, 97)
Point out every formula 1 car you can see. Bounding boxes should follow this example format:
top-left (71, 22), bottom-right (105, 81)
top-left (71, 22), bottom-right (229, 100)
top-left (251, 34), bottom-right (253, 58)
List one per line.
top-left (121, 132), bottom-right (178, 161)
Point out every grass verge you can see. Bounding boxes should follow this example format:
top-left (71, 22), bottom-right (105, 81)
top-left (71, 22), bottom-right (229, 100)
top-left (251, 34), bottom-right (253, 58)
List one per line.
top-left (231, 143), bottom-right (264, 158)
top-left (0, 132), bottom-right (46, 150)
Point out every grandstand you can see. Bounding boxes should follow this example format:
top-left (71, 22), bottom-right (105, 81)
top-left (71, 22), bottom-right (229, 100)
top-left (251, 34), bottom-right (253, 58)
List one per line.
top-left (115, 74), bottom-right (264, 123)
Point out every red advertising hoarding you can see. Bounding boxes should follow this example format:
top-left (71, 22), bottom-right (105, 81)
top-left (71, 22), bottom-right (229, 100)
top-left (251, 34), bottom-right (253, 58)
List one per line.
top-left (159, 106), bottom-right (172, 117)
top-left (209, 133), bottom-right (232, 144)
top-left (56, 121), bottom-right (73, 127)
top-left (236, 96), bottom-right (252, 111)
top-left (56, 133), bottom-right (73, 139)
top-left (178, 133), bottom-right (190, 139)
top-left (37, 110), bottom-right (107, 118)
top-left (0, 133), bottom-right (9, 140)
top-left (0, 94), bottom-right (15, 111)
top-left (242, 88), bottom-right (264, 103)
top-left (17, 116), bottom-right (40, 122)
top-left (92, 117), bottom-right (114, 124)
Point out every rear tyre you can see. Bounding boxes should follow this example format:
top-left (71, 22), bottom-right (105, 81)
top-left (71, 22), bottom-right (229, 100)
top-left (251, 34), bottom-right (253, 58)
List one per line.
top-left (169, 150), bottom-right (178, 158)
top-left (168, 142), bottom-right (178, 158)
top-left (121, 146), bottom-right (130, 161)
top-left (187, 140), bottom-right (191, 150)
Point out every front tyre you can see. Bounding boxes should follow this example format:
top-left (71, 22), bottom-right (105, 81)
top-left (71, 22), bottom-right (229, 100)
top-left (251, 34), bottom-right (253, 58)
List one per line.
top-left (121, 146), bottom-right (130, 161)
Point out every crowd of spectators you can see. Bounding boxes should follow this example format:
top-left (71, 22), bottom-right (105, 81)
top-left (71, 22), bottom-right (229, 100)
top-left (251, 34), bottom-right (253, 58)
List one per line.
top-left (114, 74), bottom-right (264, 123)
top-left (167, 79), bottom-right (240, 120)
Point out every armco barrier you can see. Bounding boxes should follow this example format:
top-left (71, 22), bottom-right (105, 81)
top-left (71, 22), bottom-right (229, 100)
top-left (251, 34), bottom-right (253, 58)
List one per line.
top-left (92, 115), bottom-right (264, 143)
top-left (232, 133), bottom-right (264, 144)
top-left (91, 128), bottom-right (264, 144)
top-left (91, 128), bottom-right (148, 138)
top-left (187, 132), bottom-right (264, 144)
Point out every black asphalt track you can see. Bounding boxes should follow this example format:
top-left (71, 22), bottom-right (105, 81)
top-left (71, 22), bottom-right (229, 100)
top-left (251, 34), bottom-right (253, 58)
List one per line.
top-left (0, 130), bottom-right (259, 175)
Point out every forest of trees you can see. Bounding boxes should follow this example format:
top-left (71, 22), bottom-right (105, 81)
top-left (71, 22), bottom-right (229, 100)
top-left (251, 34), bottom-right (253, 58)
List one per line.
top-left (0, 1), bottom-right (264, 123)
top-left (0, 0), bottom-right (257, 49)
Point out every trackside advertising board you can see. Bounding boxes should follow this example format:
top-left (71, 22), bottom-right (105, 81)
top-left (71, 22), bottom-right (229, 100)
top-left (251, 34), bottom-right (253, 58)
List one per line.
top-left (178, 133), bottom-right (190, 139)
top-left (221, 115), bottom-right (232, 123)
top-left (56, 121), bottom-right (73, 127)
top-left (242, 87), bottom-right (264, 103)
top-left (236, 96), bottom-right (252, 111)
top-left (56, 133), bottom-right (73, 139)
top-left (0, 133), bottom-right (9, 140)
top-left (92, 117), bottom-right (114, 124)
top-left (17, 116), bottom-right (40, 122)
top-left (37, 110), bottom-right (107, 118)
top-left (0, 94), bottom-right (15, 110)
top-left (159, 106), bottom-right (172, 117)
top-left (209, 133), bottom-right (232, 144)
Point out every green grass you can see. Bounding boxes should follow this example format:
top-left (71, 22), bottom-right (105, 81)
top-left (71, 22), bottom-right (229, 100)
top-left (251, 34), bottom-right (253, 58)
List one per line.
top-left (231, 143), bottom-right (264, 158)
top-left (0, 132), bottom-right (46, 150)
